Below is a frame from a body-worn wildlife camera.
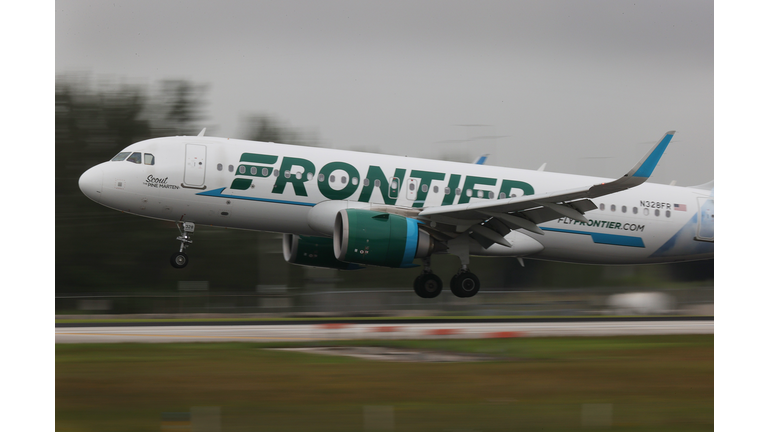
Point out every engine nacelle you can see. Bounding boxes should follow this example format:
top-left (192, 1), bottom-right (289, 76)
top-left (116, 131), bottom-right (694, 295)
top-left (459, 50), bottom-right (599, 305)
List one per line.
top-left (333, 209), bottom-right (433, 268)
top-left (282, 234), bottom-right (363, 270)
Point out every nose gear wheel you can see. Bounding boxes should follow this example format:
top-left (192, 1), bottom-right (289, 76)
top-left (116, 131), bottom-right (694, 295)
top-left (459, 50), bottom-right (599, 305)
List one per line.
top-left (171, 222), bottom-right (195, 269)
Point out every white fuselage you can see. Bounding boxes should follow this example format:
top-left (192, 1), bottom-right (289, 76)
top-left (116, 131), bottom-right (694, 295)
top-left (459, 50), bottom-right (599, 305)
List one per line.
top-left (79, 136), bottom-right (714, 265)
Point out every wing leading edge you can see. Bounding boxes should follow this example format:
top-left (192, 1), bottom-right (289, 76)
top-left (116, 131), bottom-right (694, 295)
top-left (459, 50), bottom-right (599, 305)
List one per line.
top-left (418, 131), bottom-right (675, 246)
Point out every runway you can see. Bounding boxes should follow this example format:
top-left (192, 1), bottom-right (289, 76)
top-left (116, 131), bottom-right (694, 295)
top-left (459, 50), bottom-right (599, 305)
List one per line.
top-left (55, 319), bottom-right (713, 343)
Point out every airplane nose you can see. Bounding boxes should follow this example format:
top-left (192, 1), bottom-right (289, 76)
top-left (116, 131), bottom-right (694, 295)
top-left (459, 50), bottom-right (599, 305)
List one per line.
top-left (79, 165), bottom-right (103, 203)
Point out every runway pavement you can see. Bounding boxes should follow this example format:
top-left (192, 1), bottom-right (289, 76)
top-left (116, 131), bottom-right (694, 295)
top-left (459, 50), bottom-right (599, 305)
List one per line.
top-left (55, 319), bottom-right (713, 343)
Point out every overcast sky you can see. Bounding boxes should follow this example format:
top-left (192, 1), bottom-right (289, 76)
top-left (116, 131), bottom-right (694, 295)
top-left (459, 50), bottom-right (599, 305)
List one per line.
top-left (56, 0), bottom-right (714, 185)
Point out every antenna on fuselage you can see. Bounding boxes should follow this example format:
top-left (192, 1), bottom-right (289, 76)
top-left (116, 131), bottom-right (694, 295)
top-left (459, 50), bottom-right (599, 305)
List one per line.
top-left (197, 128), bottom-right (207, 137)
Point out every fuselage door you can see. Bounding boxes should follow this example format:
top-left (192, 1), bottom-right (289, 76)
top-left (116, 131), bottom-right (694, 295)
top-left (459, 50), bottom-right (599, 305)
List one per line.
top-left (695, 197), bottom-right (714, 242)
top-left (183, 144), bottom-right (207, 188)
top-left (405, 178), bottom-right (420, 201)
top-left (388, 177), bottom-right (401, 200)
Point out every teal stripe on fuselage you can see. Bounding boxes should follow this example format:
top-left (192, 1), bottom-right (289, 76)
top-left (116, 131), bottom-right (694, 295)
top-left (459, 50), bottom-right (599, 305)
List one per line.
top-left (541, 227), bottom-right (645, 248)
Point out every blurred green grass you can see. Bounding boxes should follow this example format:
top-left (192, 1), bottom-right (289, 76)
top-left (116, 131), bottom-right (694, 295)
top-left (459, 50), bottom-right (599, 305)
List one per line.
top-left (56, 335), bottom-right (712, 431)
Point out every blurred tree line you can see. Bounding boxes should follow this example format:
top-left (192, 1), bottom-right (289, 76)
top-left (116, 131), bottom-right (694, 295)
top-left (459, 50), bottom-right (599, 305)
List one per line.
top-left (56, 74), bottom-right (713, 309)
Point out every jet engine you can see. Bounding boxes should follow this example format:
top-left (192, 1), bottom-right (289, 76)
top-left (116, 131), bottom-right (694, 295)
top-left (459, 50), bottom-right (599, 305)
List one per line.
top-left (282, 234), bottom-right (362, 270)
top-left (333, 209), bottom-right (434, 268)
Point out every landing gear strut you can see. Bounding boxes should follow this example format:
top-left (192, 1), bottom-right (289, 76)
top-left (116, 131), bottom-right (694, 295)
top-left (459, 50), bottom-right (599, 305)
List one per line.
top-left (170, 222), bottom-right (195, 269)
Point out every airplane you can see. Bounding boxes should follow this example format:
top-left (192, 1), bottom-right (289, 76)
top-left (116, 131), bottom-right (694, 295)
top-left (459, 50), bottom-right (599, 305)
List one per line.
top-left (78, 130), bottom-right (714, 298)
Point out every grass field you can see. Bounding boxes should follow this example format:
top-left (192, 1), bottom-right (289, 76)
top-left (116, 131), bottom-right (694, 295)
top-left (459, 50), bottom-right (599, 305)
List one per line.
top-left (56, 335), bottom-right (713, 431)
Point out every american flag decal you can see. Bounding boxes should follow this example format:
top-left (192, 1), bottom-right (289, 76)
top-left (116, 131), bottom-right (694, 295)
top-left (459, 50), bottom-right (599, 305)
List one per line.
top-left (674, 203), bottom-right (687, 211)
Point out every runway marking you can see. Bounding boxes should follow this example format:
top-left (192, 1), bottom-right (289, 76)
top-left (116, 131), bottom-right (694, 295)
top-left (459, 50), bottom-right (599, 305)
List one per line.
top-left (56, 332), bottom-right (328, 341)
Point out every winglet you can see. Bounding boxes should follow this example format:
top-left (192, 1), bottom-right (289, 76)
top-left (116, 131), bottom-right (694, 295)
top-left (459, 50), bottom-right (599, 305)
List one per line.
top-left (586, 131), bottom-right (675, 198)
top-left (627, 131), bottom-right (675, 179)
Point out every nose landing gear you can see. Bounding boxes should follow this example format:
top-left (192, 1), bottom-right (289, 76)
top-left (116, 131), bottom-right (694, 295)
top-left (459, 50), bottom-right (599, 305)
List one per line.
top-left (170, 222), bottom-right (195, 269)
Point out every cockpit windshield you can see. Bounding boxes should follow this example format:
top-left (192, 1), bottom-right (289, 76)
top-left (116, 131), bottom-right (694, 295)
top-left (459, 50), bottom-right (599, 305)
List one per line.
top-left (126, 152), bottom-right (142, 164)
top-left (110, 151), bottom-right (156, 165)
top-left (111, 152), bottom-right (131, 162)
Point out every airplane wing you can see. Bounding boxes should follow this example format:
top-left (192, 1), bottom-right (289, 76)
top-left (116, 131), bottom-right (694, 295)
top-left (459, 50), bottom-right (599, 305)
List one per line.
top-left (417, 131), bottom-right (675, 245)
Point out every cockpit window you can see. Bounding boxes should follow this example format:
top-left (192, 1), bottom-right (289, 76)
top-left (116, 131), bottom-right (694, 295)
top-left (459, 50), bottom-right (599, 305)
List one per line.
top-left (111, 152), bottom-right (131, 162)
top-left (144, 153), bottom-right (155, 165)
top-left (127, 152), bottom-right (142, 164)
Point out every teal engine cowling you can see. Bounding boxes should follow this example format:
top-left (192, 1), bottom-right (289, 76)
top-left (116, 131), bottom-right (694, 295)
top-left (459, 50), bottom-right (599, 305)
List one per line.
top-left (282, 234), bottom-right (363, 270)
top-left (333, 209), bottom-right (434, 268)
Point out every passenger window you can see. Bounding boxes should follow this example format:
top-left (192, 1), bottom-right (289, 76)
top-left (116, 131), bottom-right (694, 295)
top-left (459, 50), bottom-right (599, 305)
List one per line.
top-left (433, 185), bottom-right (439, 193)
top-left (373, 179), bottom-right (380, 188)
top-left (145, 154), bottom-right (155, 165)
top-left (364, 178), bottom-right (370, 187)
top-left (633, 207), bottom-right (638, 214)
top-left (621, 205), bottom-right (627, 213)
top-left (421, 184), bottom-right (428, 193)
top-left (599, 203), bottom-right (605, 211)
top-left (217, 163), bottom-right (223, 171)
top-left (127, 152), bottom-right (142, 164)
top-left (610, 204), bottom-right (616, 212)
top-left (499, 192), bottom-right (506, 199)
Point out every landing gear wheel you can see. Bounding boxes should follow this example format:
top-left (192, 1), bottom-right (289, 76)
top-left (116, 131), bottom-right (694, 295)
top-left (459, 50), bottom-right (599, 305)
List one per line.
top-left (170, 252), bottom-right (189, 269)
top-left (450, 272), bottom-right (480, 298)
top-left (413, 273), bottom-right (443, 298)
top-left (171, 221), bottom-right (195, 268)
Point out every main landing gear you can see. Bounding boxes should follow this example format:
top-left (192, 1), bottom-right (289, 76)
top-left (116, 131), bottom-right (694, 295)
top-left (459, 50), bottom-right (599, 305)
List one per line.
top-left (412, 258), bottom-right (481, 299)
top-left (450, 270), bottom-right (480, 298)
top-left (170, 222), bottom-right (195, 269)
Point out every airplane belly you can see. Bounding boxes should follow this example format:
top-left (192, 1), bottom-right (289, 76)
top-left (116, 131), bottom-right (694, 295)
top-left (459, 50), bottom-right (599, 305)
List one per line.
top-left (217, 200), bottom-right (314, 235)
top-left (530, 232), bottom-right (653, 264)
